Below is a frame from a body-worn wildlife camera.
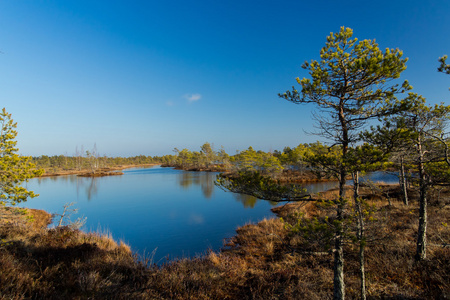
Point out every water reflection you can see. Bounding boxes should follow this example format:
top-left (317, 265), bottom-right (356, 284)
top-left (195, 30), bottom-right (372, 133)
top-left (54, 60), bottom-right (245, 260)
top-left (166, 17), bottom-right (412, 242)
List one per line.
top-left (176, 171), bottom-right (338, 208)
top-left (188, 213), bottom-right (205, 225)
top-left (302, 181), bottom-right (338, 194)
top-left (36, 175), bottom-right (99, 201)
top-left (233, 193), bottom-right (258, 208)
top-left (80, 178), bottom-right (98, 201)
top-left (233, 193), bottom-right (280, 208)
top-left (176, 172), bottom-right (284, 207)
top-left (176, 172), bottom-right (215, 199)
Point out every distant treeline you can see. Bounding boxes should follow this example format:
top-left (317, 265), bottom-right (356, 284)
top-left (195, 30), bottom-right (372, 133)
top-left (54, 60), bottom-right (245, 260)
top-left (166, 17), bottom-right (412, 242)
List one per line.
top-left (32, 154), bottom-right (156, 171)
top-left (156, 141), bottom-right (333, 177)
top-left (31, 141), bottom-right (330, 175)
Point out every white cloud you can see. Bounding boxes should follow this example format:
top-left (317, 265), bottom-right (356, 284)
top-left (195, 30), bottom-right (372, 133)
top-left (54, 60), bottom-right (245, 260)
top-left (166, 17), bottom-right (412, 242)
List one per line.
top-left (166, 100), bottom-right (174, 106)
top-left (184, 93), bottom-right (201, 102)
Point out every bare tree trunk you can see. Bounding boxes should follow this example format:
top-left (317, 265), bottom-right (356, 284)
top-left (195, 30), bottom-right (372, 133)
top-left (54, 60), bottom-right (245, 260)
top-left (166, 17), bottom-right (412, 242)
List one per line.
top-left (334, 204), bottom-right (345, 300)
top-left (400, 156), bottom-right (409, 206)
top-left (334, 172), bottom-right (346, 300)
top-left (358, 239), bottom-right (366, 300)
top-left (353, 171), bottom-right (366, 300)
top-left (416, 138), bottom-right (428, 260)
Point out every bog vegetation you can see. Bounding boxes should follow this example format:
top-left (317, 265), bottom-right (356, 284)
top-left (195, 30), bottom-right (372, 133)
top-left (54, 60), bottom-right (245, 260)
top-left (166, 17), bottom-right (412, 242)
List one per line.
top-left (1, 27), bottom-right (449, 299)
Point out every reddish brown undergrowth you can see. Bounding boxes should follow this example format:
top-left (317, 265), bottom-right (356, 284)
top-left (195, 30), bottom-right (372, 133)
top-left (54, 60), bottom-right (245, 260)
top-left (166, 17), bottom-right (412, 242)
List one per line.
top-left (0, 184), bottom-right (448, 299)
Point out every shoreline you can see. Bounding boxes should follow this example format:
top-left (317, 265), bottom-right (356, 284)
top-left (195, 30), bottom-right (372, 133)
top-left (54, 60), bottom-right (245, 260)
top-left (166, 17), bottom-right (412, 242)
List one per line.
top-left (38, 163), bottom-right (159, 177)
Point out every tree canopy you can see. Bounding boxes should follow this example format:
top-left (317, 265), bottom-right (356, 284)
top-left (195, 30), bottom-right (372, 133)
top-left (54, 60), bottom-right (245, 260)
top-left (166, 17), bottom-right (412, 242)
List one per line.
top-left (438, 55), bottom-right (450, 75)
top-left (0, 108), bottom-right (42, 206)
top-left (279, 26), bottom-right (411, 147)
top-left (215, 171), bottom-right (310, 202)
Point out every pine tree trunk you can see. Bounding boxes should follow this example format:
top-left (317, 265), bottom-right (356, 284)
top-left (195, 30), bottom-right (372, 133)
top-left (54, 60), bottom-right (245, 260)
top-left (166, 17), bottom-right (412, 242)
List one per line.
top-left (400, 156), bottom-right (408, 206)
top-left (416, 188), bottom-right (427, 260)
top-left (333, 205), bottom-right (345, 300)
top-left (358, 242), bottom-right (366, 300)
top-left (353, 171), bottom-right (366, 300)
top-left (333, 100), bottom-right (348, 300)
top-left (416, 138), bottom-right (427, 260)
top-left (334, 174), bottom-right (346, 300)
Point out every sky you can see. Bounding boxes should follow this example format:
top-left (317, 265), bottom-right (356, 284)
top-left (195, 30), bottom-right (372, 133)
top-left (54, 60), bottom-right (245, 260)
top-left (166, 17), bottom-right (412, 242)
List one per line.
top-left (1, 0), bottom-right (449, 157)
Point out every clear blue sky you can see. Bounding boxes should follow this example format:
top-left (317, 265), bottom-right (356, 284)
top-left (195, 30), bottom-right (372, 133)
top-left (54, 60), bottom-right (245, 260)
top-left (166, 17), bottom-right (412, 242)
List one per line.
top-left (1, 1), bottom-right (449, 157)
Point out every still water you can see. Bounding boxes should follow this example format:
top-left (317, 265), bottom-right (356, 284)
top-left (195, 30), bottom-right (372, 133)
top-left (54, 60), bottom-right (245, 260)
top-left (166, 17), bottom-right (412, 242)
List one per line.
top-left (20, 166), bottom-right (398, 263)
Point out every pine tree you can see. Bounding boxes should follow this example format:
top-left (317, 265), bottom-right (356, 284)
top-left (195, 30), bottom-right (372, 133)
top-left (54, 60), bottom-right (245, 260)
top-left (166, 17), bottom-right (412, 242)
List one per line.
top-left (0, 108), bottom-right (42, 206)
top-left (279, 27), bottom-right (411, 300)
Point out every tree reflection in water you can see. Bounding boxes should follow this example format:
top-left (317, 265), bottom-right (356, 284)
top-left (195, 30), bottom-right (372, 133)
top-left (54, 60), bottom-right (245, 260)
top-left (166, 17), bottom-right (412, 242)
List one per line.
top-left (176, 171), bottom-right (280, 208)
top-left (233, 193), bottom-right (258, 208)
top-left (82, 178), bottom-right (98, 201)
top-left (177, 172), bottom-right (215, 199)
top-left (233, 193), bottom-right (279, 208)
top-left (36, 175), bottom-right (99, 201)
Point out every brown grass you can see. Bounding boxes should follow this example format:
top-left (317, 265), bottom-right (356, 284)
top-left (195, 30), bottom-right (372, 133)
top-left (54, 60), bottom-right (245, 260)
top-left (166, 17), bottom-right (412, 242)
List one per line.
top-left (1, 184), bottom-right (449, 299)
top-left (39, 164), bottom-right (158, 177)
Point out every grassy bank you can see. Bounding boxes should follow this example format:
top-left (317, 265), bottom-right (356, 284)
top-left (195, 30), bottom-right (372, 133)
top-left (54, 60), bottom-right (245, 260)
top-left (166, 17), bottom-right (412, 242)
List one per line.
top-left (38, 164), bottom-right (158, 177)
top-left (1, 184), bottom-right (449, 299)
